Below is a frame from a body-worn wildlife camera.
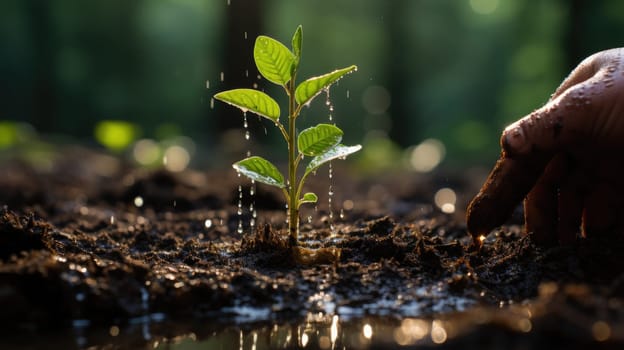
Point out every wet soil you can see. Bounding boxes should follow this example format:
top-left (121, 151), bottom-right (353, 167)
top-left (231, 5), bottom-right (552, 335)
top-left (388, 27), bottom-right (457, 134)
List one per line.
top-left (2, 146), bottom-right (624, 349)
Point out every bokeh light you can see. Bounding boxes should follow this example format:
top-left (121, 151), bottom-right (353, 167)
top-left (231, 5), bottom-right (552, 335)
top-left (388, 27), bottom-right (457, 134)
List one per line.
top-left (362, 323), bottom-right (373, 339)
top-left (430, 320), bottom-right (448, 344)
top-left (469, 0), bottom-right (500, 15)
top-left (133, 139), bottom-right (161, 166)
top-left (163, 145), bottom-right (190, 172)
top-left (362, 85), bottom-right (391, 115)
top-left (408, 139), bottom-right (446, 173)
top-left (94, 120), bottom-right (139, 152)
top-left (434, 188), bottom-right (457, 214)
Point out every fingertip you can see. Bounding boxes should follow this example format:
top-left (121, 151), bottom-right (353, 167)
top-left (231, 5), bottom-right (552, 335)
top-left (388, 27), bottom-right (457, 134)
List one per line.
top-left (466, 155), bottom-right (550, 243)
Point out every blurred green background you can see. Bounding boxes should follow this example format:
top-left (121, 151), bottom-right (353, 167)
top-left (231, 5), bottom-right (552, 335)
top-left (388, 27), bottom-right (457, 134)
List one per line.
top-left (2, 0), bottom-right (623, 171)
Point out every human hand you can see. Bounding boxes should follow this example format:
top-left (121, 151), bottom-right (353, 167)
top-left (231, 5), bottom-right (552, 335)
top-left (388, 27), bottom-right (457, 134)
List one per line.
top-left (467, 48), bottom-right (624, 245)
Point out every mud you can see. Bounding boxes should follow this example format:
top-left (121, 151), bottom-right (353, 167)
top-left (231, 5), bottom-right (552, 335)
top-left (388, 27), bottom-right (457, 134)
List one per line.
top-left (1, 146), bottom-right (624, 349)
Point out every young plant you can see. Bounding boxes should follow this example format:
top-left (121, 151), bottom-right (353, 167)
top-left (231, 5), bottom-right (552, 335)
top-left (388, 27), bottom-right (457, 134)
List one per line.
top-left (214, 25), bottom-right (360, 247)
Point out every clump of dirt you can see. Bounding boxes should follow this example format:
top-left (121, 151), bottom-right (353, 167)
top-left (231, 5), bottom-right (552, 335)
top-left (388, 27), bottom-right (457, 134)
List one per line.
top-left (1, 147), bottom-right (624, 348)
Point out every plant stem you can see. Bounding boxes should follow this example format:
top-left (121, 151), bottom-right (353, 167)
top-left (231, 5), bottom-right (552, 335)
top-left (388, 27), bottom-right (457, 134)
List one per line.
top-left (287, 80), bottom-right (299, 246)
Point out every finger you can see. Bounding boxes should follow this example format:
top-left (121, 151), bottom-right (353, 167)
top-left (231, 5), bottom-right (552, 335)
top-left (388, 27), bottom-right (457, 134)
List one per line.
top-left (556, 171), bottom-right (584, 244)
top-left (524, 154), bottom-right (568, 245)
top-left (502, 82), bottom-right (594, 159)
top-left (549, 53), bottom-right (599, 101)
top-left (466, 153), bottom-right (550, 240)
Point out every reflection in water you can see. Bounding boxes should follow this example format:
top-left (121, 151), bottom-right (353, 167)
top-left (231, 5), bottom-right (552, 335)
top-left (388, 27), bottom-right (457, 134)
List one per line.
top-left (9, 300), bottom-right (624, 349)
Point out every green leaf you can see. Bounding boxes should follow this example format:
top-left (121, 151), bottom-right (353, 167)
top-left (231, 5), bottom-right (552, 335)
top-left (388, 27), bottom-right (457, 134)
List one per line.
top-left (292, 25), bottom-right (302, 61)
top-left (254, 35), bottom-right (295, 86)
top-left (305, 144), bottom-right (362, 176)
top-left (214, 89), bottom-right (280, 122)
top-left (300, 192), bottom-right (318, 206)
top-left (298, 124), bottom-right (343, 157)
top-left (233, 156), bottom-right (285, 188)
top-left (295, 65), bottom-right (357, 106)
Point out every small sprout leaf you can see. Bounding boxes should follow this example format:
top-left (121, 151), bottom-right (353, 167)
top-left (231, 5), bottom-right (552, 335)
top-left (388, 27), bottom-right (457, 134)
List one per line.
top-left (295, 65), bottom-right (357, 106)
top-left (291, 25), bottom-right (302, 66)
top-left (300, 192), bottom-right (318, 206)
top-left (305, 144), bottom-right (362, 176)
top-left (233, 156), bottom-right (285, 188)
top-left (254, 35), bottom-right (295, 86)
top-left (298, 124), bottom-right (343, 157)
top-left (214, 89), bottom-right (280, 122)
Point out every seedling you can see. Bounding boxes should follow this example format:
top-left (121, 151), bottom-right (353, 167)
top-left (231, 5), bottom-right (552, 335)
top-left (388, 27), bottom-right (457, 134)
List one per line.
top-left (214, 25), bottom-right (360, 249)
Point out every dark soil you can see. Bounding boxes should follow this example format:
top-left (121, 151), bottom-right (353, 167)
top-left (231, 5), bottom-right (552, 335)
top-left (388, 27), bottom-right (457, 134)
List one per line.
top-left (2, 146), bottom-right (624, 349)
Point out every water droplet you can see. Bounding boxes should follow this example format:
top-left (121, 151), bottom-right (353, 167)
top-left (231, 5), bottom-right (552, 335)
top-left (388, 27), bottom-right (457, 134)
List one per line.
top-left (134, 196), bottom-right (144, 207)
top-left (244, 32), bottom-right (248, 39)
top-left (210, 98), bottom-right (215, 109)
top-left (245, 131), bottom-right (250, 140)
top-left (346, 90), bottom-right (350, 99)
top-left (204, 219), bottom-right (212, 228)
top-left (237, 221), bottom-right (243, 234)
top-left (340, 209), bottom-right (345, 219)
top-left (205, 80), bottom-right (210, 89)
top-left (220, 72), bottom-right (225, 82)
top-left (110, 215), bottom-right (115, 225)
top-left (307, 216), bottom-right (312, 223)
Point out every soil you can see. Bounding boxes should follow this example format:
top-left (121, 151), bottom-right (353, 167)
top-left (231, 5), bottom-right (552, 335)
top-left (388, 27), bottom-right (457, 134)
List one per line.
top-left (2, 146), bottom-right (624, 349)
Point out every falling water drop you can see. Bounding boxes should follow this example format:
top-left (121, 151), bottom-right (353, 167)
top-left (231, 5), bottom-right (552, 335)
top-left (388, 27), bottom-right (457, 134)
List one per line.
top-left (210, 98), bottom-right (215, 109)
top-left (245, 131), bottom-right (250, 140)
top-left (206, 80), bottom-right (210, 89)
top-left (249, 179), bottom-right (256, 232)
top-left (340, 209), bottom-right (345, 219)
top-left (244, 31), bottom-right (248, 40)
top-left (238, 184), bottom-right (243, 234)
top-left (325, 89), bottom-right (334, 122)
top-left (220, 72), bottom-right (225, 82)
